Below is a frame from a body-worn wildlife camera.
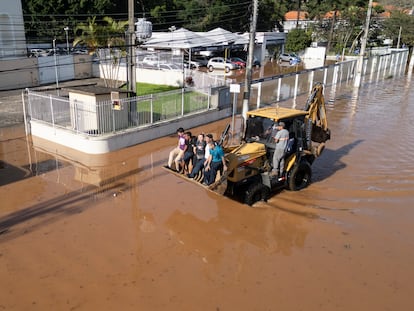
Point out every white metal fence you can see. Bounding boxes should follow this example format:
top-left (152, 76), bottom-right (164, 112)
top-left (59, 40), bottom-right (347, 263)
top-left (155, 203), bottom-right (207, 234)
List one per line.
top-left (27, 88), bottom-right (211, 136)
top-left (243, 49), bottom-right (409, 111)
top-left (26, 49), bottom-right (409, 137)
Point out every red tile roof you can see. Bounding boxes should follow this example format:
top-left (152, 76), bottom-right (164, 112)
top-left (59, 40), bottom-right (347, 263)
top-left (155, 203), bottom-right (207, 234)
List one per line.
top-left (285, 11), bottom-right (309, 20)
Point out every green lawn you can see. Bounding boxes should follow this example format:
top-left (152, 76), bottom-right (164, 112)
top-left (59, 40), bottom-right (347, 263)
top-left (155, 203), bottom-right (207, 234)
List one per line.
top-left (136, 82), bottom-right (179, 96)
top-left (125, 82), bottom-right (208, 121)
top-left (137, 91), bottom-right (207, 115)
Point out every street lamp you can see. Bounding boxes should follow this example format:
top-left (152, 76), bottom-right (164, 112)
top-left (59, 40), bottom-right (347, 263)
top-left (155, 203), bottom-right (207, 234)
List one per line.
top-left (64, 26), bottom-right (70, 54)
top-left (53, 38), bottom-right (59, 95)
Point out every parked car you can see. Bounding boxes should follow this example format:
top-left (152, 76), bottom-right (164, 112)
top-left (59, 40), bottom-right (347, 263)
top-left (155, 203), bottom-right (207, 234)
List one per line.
top-left (207, 57), bottom-right (238, 72)
top-left (159, 63), bottom-right (182, 70)
top-left (142, 55), bottom-right (160, 67)
top-left (279, 53), bottom-right (301, 65)
top-left (230, 57), bottom-right (246, 68)
top-left (253, 57), bottom-right (261, 67)
top-left (190, 55), bottom-right (210, 68)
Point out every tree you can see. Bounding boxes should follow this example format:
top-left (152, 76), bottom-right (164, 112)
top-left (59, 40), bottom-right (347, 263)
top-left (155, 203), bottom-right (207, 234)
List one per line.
top-left (257, 0), bottom-right (287, 32)
top-left (23, 0), bottom-right (114, 43)
top-left (73, 16), bottom-right (103, 53)
top-left (101, 17), bottom-right (129, 48)
top-left (382, 11), bottom-right (414, 47)
top-left (285, 28), bottom-right (312, 52)
top-left (73, 16), bottom-right (128, 88)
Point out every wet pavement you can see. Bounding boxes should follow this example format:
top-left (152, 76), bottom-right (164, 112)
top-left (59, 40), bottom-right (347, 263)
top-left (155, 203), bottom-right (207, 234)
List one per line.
top-left (1, 72), bottom-right (414, 310)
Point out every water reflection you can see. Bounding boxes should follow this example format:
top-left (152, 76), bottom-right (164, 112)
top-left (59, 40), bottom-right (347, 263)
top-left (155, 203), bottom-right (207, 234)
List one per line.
top-left (165, 202), bottom-right (309, 262)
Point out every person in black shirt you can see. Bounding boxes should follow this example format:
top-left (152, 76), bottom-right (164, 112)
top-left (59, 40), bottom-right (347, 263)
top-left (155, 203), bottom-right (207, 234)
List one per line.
top-left (187, 133), bottom-right (207, 178)
top-left (182, 131), bottom-right (196, 174)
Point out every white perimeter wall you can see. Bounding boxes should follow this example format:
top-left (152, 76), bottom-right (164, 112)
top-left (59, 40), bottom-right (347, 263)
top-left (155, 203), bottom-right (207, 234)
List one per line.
top-left (99, 64), bottom-right (184, 87)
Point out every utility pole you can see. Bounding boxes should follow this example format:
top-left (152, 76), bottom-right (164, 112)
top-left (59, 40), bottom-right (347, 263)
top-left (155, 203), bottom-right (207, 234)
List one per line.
top-left (128, 0), bottom-right (136, 94)
top-left (296, 0), bottom-right (301, 28)
top-left (242, 0), bottom-right (258, 123)
top-left (397, 26), bottom-right (402, 48)
top-left (354, 0), bottom-right (373, 87)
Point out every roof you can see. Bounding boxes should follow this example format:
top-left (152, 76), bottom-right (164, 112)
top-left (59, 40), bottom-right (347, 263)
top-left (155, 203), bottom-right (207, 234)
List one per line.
top-left (142, 27), bottom-right (247, 50)
top-left (284, 11), bottom-right (309, 20)
top-left (246, 107), bottom-right (308, 120)
top-left (65, 85), bottom-right (129, 96)
top-left (142, 28), bottom-right (216, 49)
top-left (205, 27), bottom-right (248, 45)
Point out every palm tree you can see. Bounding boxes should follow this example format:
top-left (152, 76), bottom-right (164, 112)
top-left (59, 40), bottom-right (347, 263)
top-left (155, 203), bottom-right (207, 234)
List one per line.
top-left (73, 16), bottom-right (102, 54)
top-left (73, 16), bottom-right (129, 88)
top-left (102, 16), bottom-right (129, 49)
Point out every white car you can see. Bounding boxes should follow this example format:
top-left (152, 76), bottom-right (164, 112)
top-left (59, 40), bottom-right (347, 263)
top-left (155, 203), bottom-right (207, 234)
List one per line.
top-left (279, 53), bottom-right (301, 64)
top-left (142, 55), bottom-right (160, 67)
top-left (159, 63), bottom-right (182, 70)
top-left (207, 57), bottom-right (238, 73)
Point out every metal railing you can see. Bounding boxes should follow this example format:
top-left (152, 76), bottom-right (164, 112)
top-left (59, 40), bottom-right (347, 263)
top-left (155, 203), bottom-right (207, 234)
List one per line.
top-left (27, 88), bottom-right (210, 136)
top-left (26, 49), bottom-right (409, 137)
top-left (245, 49), bottom-right (409, 110)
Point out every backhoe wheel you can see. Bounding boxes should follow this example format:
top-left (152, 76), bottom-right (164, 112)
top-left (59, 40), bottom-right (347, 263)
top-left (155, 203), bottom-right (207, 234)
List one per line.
top-left (245, 183), bottom-right (270, 206)
top-left (288, 161), bottom-right (312, 191)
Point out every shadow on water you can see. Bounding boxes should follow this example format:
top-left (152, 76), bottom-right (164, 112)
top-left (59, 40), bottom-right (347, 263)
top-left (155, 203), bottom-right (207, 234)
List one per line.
top-left (312, 139), bottom-right (364, 182)
top-left (0, 157), bottom-right (168, 243)
top-left (0, 181), bottom-right (131, 243)
top-left (0, 159), bottom-right (65, 187)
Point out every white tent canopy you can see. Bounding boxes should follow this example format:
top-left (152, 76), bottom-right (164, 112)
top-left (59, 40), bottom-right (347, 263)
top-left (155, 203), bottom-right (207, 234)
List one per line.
top-left (205, 27), bottom-right (248, 46)
top-left (141, 27), bottom-right (248, 50)
top-left (142, 28), bottom-right (216, 49)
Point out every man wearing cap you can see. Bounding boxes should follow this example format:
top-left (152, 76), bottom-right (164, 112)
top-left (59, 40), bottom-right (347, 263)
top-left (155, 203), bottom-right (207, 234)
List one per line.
top-left (271, 122), bottom-right (289, 179)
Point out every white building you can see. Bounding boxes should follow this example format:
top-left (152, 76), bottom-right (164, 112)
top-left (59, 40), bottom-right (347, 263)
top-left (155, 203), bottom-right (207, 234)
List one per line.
top-left (283, 11), bottom-right (314, 33)
top-left (0, 0), bottom-right (27, 58)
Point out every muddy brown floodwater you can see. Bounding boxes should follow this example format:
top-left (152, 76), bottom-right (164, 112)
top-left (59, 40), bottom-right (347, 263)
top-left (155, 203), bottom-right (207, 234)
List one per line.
top-left (1, 74), bottom-right (414, 311)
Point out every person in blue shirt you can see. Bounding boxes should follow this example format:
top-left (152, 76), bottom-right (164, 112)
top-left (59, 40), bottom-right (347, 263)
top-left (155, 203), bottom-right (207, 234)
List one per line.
top-left (204, 140), bottom-right (227, 185)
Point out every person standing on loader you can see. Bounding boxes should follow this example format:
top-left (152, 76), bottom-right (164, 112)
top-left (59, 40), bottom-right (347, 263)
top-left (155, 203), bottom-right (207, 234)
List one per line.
top-left (271, 122), bottom-right (289, 180)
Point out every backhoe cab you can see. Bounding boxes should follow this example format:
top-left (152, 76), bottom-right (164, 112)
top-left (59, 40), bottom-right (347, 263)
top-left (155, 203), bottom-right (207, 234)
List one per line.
top-left (220, 82), bottom-right (330, 205)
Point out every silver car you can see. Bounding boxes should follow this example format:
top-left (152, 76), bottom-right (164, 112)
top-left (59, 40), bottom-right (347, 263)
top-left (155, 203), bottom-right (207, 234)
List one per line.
top-left (279, 53), bottom-right (301, 64)
top-left (207, 57), bottom-right (237, 73)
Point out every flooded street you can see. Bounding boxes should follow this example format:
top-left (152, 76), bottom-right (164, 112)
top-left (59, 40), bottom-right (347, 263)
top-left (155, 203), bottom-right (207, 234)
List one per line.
top-left (1, 74), bottom-right (414, 310)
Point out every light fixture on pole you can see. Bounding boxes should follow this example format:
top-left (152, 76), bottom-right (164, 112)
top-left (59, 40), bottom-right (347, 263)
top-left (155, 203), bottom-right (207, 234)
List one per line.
top-left (53, 38), bottom-right (59, 95)
top-left (134, 18), bottom-right (153, 93)
top-left (64, 26), bottom-right (70, 54)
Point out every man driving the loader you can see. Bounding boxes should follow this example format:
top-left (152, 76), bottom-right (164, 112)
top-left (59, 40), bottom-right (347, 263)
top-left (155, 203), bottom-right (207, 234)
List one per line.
top-left (270, 121), bottom-right (289, 180)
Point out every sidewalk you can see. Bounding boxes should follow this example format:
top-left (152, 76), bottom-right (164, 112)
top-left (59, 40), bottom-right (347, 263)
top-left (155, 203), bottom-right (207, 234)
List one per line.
top-left (0, 78), bottom-right (106, 128)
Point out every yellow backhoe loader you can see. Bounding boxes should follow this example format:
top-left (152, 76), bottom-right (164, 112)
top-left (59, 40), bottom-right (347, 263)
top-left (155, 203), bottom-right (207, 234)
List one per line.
top-left (165, 82), bottom-right (330, 206)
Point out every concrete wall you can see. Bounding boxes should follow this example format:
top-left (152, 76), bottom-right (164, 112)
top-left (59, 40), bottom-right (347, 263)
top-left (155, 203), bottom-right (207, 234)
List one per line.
top-left (99, 64), bottom-right (184, 87)
top-left (73, 55), bottom-right (93, 79)
top-left (302, 47), bottom-right (326, 69)
top-left (30, 107), bottom-right (232, 154)
top-left (0, 58), bottom-right (39, 90)
top-left (0, 55), bottom-right (94, 90)
top-left (38, 55), bottom-right (75, 84)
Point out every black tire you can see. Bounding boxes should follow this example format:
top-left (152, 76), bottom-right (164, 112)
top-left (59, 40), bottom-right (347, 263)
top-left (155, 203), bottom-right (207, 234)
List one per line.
top-left (225, 66), bottom-right (230, 73)
top-left (208, 65), bottom-right (214, 72)
top-left (245, 183), bottom-right (269, 206)
top-left (288, 161), bottom-right (312, 191)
